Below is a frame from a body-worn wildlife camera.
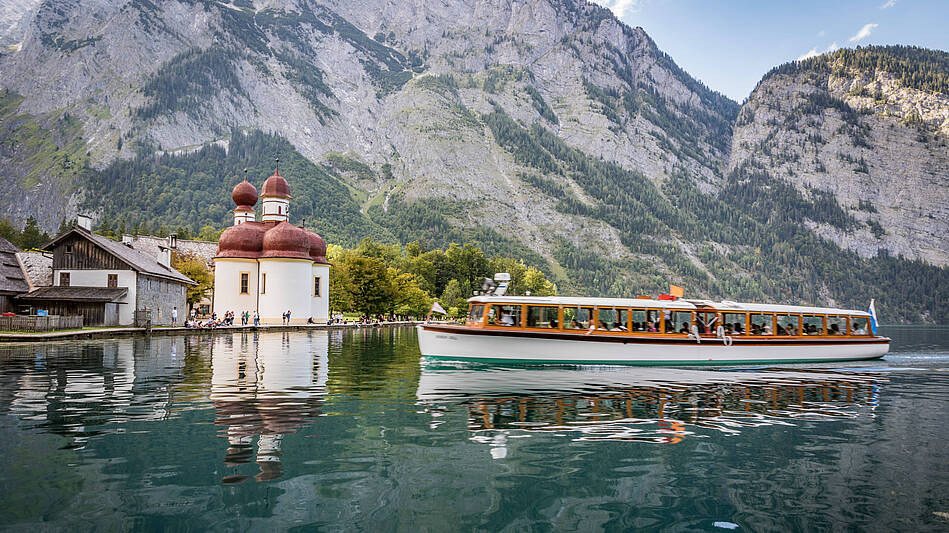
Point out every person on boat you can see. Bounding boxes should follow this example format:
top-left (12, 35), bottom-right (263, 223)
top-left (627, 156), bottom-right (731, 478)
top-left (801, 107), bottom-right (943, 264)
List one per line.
top-left (501, 312), bottom-right (514, 326)
top-left (853, 323), bottom-right (867, 335)
top-left (829, 323), bottom-right (841, 335)
top-left (733, 322), bottom-right (744, 335)
top-left (776, 324), bottom-right (787, 335)
top-left (549, 319), bottom-right (558, 328)
top-left (679, 322), bottom-right (689, 334)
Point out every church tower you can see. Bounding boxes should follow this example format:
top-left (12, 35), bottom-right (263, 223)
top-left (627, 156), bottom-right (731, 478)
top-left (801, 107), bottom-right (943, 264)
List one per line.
top-left (231, 179), bottom-right (258, 225)
top-left (260, 169), bottom-right (290, 223)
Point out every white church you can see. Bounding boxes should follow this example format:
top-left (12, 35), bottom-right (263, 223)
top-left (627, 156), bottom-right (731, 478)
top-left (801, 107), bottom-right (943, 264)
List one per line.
top-left (213, 169), bottom-right (330, 324)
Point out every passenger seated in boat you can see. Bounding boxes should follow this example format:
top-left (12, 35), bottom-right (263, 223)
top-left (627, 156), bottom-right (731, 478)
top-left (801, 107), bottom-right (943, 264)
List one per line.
top-left (762, 324), bottom-right (772, 335)
top-left (829, 323), bottom-right (841, 335)
top-left (549, 319), bottom-right (558, 328)
top-left (776, 324), bottom-right (786, 335)
top-left (786, 325), bottom-right (797, 335)
top-left (598, 321), bottom-right (609, 331)
top-left (733, 322), bottom-right (744, 335)
top-left (648, 321), bottom-right (659, 332)
top-left (853, 324), bottom-right (867, 335)
top-left (724, 323), bottom-right (733, 335)
top-left (501, 312), bottom-right (514, 326)
top-left (679, 322), bottom-right (689, 334)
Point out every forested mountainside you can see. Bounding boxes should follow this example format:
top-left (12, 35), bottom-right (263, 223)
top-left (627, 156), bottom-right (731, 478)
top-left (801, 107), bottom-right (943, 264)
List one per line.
top-left (0, 1), bottom-right (947, 322)
top-left (731, 46), bottom-right (949, 267)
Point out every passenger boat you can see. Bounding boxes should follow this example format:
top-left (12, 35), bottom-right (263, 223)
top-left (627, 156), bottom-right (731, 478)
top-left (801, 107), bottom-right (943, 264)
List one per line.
top-left (417, 295), bottom-right (889, 365)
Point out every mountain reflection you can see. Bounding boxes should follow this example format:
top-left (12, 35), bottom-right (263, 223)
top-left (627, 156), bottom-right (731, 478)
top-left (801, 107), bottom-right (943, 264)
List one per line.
top-left (417, 365), bottom-right (886, 446)
top-left (209, 331), bottom-right (328, 483)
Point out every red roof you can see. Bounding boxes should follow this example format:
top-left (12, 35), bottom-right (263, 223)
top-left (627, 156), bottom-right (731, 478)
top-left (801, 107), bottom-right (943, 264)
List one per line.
top-left (260, 222), bottom-right (310, 259)
top-left (261, 169), bottom-right (290, 199)
top-left (231, 179), bottom-right (258, 209)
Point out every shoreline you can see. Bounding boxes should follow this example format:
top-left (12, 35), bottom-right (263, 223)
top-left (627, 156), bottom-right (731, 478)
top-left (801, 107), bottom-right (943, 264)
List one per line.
top-left (0, 321), bottom-right (431, 343)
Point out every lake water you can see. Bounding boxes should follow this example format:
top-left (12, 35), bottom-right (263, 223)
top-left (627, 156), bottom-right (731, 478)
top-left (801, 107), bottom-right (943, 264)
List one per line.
top-left (0, 326), bottom-right (947, 531)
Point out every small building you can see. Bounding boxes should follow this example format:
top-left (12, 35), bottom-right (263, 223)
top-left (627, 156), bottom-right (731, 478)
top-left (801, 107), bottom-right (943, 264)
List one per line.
top-left (214, 169), bottom-right (330, 324)
top-left (125, 234), bottom-right (217, 316)
top-left (0, 237), bottom-right (29, 313)
top-left (23, 224), bottom-right (196, 326)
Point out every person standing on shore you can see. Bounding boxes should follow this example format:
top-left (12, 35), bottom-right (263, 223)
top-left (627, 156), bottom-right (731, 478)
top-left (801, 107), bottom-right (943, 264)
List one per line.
top-left (286, 310), bottom-right (291, 324)
top-left (253, 311), bottom-right (259, 326)
top-left (172, 306), bottom-right (178, 326)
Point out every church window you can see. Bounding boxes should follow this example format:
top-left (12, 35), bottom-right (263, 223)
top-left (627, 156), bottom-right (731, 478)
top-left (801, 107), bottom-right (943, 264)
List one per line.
top-left (313, 276), bottom-right (321, 297)
top-left (261, 273), bottom-right (266, 294)
top-left (240, 273), bottom-right (249, 294)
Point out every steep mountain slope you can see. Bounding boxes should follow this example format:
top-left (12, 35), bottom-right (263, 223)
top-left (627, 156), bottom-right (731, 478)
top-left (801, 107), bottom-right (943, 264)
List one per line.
top-left (730, 46), bottom-right (949, 266)
top-left (0, 2), bottom-right (946, 321)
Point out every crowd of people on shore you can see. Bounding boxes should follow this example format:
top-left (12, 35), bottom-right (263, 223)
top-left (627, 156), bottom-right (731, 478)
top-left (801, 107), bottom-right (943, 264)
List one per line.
top-left (179, 310), bottom-right (423, 329)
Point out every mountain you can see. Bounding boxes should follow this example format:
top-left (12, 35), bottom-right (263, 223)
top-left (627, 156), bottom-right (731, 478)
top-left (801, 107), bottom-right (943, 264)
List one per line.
top-left (731, 46), bottom-right (949, 267)
top-left (0, 1), bottom-right (946, 322)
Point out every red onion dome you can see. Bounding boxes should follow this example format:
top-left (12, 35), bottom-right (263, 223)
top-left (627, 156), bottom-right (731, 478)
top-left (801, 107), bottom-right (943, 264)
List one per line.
top-left (216, 222), bottom-right (266, 258)
top-left (306, 230), bottom-right (327, 263)
top-left (261, 222), bottom-right (310, 259)
top-left (261, 169), bottom-right (290, 199)
top-left (231, 179), bottom-right (258, 209)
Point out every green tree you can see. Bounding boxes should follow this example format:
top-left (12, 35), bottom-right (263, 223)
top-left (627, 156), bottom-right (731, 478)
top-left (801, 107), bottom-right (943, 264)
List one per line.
top-left (347, 255), bottom-right (396, 317)
top-left (20, 216), bottom-right (50, 249)
top-left (439, 278), bottom-right (466, 316)
top-left (197, 225), bottom-right (222, 242)
top-left (522, 266), bottom-right (558, 296)
top-left (171, 251), bottom-right (213, 307)
top-left (390, 269), bottom-right (432, 317)
top-left (0, 218), bottom-right (20, 247)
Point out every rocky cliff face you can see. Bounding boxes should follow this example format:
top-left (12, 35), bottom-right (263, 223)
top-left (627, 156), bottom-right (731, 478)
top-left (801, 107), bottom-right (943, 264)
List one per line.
top-left (730, 51), bottom-right (949, 266)
top-left (0, 0), bottom-right (734, 270)
top-left (0, 1), bottom-right (946, 320)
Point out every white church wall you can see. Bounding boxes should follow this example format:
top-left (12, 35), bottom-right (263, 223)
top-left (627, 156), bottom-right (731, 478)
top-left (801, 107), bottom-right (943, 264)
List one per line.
top-left (213, 259), bottom-right (259, 318)
top-left (258, 259), bottom-right (312, 324)
top-left (311, 264), bottom-right (330, 323)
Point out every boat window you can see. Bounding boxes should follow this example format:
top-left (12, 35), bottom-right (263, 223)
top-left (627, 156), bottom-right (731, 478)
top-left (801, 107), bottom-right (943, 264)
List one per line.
top-left (801, 315), bottom-right (824, 335)
top-left (467, 304), bottom-right (485, 325)
top-left (526, 306), bottom-right (559, 329)
top-left (696, 311), bottom-right (718, 335)
top-left (631, 309), bottom-right (648, 331)
top-left (562, 307), bottom-right (593, 330)
top-left (723, 313), bottom-right (746, 335)
top-left (749, 314), bottom-right (773, 335)
top-left (849, 316), bottom-right (870, 335)
top-left (489, 304), bottom-right (522, 327)
top-left (645, 309), bottom-right (661, 332)
top-left (826, 316), bottom-right (847, 335)
top-left (776, 314), bottom-right (799, 336)
top-left (664, 310), bottom-right (693, 334)
top-left (597, 308), bottom-right (629, 331)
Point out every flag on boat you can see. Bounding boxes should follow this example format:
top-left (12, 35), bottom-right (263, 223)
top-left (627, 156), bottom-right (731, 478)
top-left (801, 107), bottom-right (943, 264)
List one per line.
top-left (669, 285), bottom-right (684, 298)
top-left (868, 299), bottom-right (878, 335)
top-left (431, 301), bottom-right (447, 315)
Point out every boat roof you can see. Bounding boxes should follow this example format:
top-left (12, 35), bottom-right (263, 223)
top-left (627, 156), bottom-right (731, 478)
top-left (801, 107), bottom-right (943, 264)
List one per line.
top-left (467, 295), bottom-right (870, 316)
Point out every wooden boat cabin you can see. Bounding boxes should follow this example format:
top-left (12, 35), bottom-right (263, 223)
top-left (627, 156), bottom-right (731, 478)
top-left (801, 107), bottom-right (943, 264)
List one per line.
top-left (462, 296), bottom-right (877, 339)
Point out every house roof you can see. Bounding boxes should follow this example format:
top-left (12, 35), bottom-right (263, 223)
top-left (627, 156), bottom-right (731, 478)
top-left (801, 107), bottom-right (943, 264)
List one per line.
top-left (126, 235), bottom-right (217, 265)
top-left (43, 228), bottom-right (196, 285)
top-left (18, 286), bottom-right (128, 302)
top-left (0, 237), bottom-right (29, 295)
top-left (16, 251), bottom-right (52, 289)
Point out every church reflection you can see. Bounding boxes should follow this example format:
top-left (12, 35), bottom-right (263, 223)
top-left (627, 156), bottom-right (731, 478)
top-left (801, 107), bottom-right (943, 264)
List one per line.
top-left (209, 331), bottom-right (328, 483)
top-left (417, 365), bottom-right (886, 448)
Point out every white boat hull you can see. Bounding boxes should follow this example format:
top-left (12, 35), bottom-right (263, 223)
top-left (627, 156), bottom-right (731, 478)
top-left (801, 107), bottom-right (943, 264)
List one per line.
top-left (417, 325), bottom-right (889, 365)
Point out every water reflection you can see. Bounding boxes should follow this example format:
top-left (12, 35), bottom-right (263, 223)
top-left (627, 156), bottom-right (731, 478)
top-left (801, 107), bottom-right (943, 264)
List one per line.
top-left (210, 331), bottom-right (328, 483)
top-left (0, 337), bottom-right (186, 446)
top-left (417, 364), bottom-right (886, 450)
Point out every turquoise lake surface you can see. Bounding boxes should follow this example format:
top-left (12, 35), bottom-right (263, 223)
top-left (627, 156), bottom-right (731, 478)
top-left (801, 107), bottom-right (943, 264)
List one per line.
top-left (0, 325), bottom-right (947, 531)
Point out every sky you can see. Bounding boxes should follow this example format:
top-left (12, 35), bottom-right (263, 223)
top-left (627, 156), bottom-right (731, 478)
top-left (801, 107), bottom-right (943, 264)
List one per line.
top-left (591, 0), bottom-right (949, 102)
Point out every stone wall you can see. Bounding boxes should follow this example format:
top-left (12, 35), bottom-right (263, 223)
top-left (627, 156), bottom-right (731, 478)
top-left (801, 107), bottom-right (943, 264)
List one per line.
top-left (136, 275), bottom-right (187, 326)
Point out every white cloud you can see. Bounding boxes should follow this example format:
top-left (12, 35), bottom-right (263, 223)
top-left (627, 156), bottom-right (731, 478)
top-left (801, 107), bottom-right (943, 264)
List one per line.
top-left (797, 42), bottom-right (840, 62)
top-left (817, 30), bottom-right (826, 37)
top-left (849, 23), bottom-right (879, 42)
top-left (798, 48), bottom-right (820, 61)
top-left (880, 0), bottom-right (896, 9)
top-left (591, 0), bottom-right (641, 19)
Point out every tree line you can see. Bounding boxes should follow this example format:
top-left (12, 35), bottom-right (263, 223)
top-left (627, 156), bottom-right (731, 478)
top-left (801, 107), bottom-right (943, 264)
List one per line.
top-left (329, 238), bottom-right (556, 318)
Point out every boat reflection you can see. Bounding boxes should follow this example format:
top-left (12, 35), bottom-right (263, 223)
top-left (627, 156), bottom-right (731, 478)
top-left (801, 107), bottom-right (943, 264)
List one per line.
top-left (210, 331), bottom-right (328, 483)
top-left (417, 363), bottom-right (886, 448)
